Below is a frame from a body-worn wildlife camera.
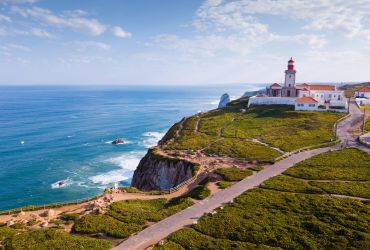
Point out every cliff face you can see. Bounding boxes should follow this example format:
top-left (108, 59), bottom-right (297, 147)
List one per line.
top-left (131, 149), bottom-right (196, 191)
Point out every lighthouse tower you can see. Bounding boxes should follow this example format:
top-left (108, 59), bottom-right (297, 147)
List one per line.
top-left (284, 57), bottom-right (296, 88)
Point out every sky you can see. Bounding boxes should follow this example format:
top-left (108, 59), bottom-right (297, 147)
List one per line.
top-left (0, 0), bottom-right (370, 86)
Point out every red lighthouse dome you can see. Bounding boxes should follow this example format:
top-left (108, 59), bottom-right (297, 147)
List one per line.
top-left (288, 57), bottom-right (295, 70)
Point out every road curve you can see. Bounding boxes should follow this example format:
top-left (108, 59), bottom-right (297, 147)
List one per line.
top-left (114, 101), bottom-right (367, 250)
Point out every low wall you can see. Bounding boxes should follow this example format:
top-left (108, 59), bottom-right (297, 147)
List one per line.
top-left (248, 97), bottom-right (295, 107)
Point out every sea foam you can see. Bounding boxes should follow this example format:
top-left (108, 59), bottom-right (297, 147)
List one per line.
top-left (140, 131), bottom-right (165, 148)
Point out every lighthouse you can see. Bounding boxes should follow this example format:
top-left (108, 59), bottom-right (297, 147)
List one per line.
top-left (284, 57), bottom-right (296, 88)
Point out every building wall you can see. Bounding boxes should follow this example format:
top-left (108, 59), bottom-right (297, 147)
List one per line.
top-left (295, 102), bottom-right (318, 111)
top-left (356, 92), bottom-right (370, 98)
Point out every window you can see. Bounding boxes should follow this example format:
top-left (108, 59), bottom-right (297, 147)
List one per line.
top-left (287, 90), bottom-right (291, 97)
top-left (309, 104), bottom-right (316, 107)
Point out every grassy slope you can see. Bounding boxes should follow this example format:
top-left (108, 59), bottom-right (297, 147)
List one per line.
top-left (156, 149), bottom-right (370, 250)
top-left (164, 98), bottom-right (343, 156)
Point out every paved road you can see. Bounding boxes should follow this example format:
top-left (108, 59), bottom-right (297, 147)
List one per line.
top-left (114, 101), bottom-right (368, 250)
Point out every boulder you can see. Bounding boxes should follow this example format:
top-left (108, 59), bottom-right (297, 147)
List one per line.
top-left (218, 93), bottom-right (230, 109)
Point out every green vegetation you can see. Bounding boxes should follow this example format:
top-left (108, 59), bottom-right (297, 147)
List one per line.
top-left (206, 138), bottom-right (281, 162)
top-left (222, 105), bottom-right (342, 151)
top-left (310, 181), bottom-right (370, 199)
top-left (365, 117), bottom-right (370, 132)
top-left (74, 214), bottom-right (141, 238)
top-left (285, 149), bottom-right (370, 180)
top-left (216, 181), bottom-right (234, 189)
top-left (61, 213), bottom-right (80, 222)
top-left (0, 226), bottom-right (17, 242)
top-left (74, 198), bottom-right (193, 238)
top-left (158, 189), bottom-right (370, 249)
top-left (215, 168), bottom-right (253, 181)
top-left (155, 227), bottom-right (277, 250)
top-left (261, 175), bottom-right (324, 194)
top-left (5, 229), bottom-right (112, 250)
top-left (183, 184), bottom-right (211, 200)
top-left (249, 166), bottom-right (264, 172)
top-left (164, 98), bottom-right (343, 157)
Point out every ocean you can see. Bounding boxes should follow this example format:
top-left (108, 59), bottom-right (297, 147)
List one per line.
top-left (0, 85), bottom-right (257, 211)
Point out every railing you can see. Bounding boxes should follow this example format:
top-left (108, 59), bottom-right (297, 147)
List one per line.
top-left (168, 175), bottom-right (197, 193)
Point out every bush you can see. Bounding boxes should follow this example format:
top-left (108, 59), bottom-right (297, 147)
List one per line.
top-left (215, 168), bottom-right (253, 181)
top-left (6, 229), bottom-right (112, 250)
top-left (74, 214), bottom-right (141, 238)
top-left (184, 185), bottom-right (211, 200)
top-left (284, 149), bottom-right (370, 181)
top-left (310, 181), bottom-right (370, 199)
top-left (216, 181), bottom-right (234, 189)
top-left (0, 226), bottom-right (17, 242)
top-left (61, 213), bottom-right (80, 222)
top-left (206, 138), bottom-right (281, 162)
top-left (261, 176), bottom-right (325, 194)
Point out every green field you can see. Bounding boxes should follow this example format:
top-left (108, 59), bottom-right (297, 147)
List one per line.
top-left (74, 198), bottom-right (193, 238)
top-left (285, 149), bottom-right (370, 180)
top-left (215, 168), bottom-right (253, 181)
top-left (261, 175), bottom-right (324, 194)
top-left (0, 228), bottom-right (112, 250)
top-left (310, 181), bottom-right (370, 199)
top-left (164, 98), bottom-right (343, 158)
top-left (156, 189), bottom-right (370, 250)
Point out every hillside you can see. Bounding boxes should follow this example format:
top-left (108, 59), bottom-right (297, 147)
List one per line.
top-left (155, 149), bottom-right (370, 250)
top-left (342, 82), bottom-right (370, 97)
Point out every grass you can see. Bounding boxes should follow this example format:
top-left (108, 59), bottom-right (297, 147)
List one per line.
top-left (154, 227), bottom-right (277, 250)
top-left (74, 197), bottom-right (193, 238)
top-left (74, 214), bottom-right (142, 238)
top-left (166, 101), bottom-right (343, 155)
top-left (182, 184), bottom-right (211, 200)
top-left (206, 138), bottom-right (282, 162)
top-left (284, 149), bottom-right (370, 180)
top-left (191, 189), bottom-right (370, 250)
top-left (5, 229), bottom-right (112, 250)
top-left (215, 168), bottom-right (253, 181)
top-left (310, 181), bottom-right (370, 199)
top-left (222, 105), bottom-right (343, 151)
top-left (365, 117), bottom-right (370, 132)
top-left (0, 226), bottom-right (17, 242)
top-left (261, 176), bottom-right (325, 194)
top-left (216, 181), bottom-right (234, 189)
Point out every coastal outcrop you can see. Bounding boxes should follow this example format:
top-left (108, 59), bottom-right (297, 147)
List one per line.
top-left (218, 93), bottom-right (230, 109)
top-left (131, 149), bottom-right (197, 191)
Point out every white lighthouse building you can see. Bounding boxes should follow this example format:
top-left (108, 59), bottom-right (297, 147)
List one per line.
top-left (249, 58), bottom-right (348, 112)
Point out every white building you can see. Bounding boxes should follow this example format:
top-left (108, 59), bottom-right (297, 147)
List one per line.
top-left (295, 97), bottom-right (318, 111)
top-left (355, 87), bottom-right (370, 99)
top-left (249, 58), bottom-right (348, 112)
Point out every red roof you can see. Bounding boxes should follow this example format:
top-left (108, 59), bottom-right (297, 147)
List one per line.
top-left (357, 87), bottom-right (370, 93)
top-left (308, 85), bottom-right (336, 91)
top-left (301, 88), bottom-right (309, 91)
top-left (295, 97), bottom-right (318, 103)
top-left (270, 83), bottom-right (282, 88)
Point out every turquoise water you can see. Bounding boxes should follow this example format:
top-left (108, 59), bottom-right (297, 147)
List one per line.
top-left (0, 85), bottom-right (254, 211)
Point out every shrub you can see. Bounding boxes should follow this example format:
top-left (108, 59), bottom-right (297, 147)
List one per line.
top-left (216, 181), bottom-right (234, 189)
top-left (184, 185), bottom-right (211, 200)
top-left (215, 168), bottom-right (253, 181)
top-left (61, 213), bottom-right (80, 222)
top-left (284, 149), bottom-right (370, 180)
top-left (260, 176), bottom-right (325, 194)
top-left (6, 229), bottom-right (112, 250)
top-left (310, 181), bottom-right (370, 199)
top-left (0, 226), bottom-right (17, 242)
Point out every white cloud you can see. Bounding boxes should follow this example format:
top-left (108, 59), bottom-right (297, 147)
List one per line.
top-left (12, 6), bottom-right (106, 36)
top-left (0, 0), bottom-right (39, 4)
top-left (0, 14), bottom-right (11, 22)
top-left (74, 41), bottom-right (110, 51)
top-left (30, 28), bottom-right (54, 38)
top-left (111, 26), bottom-right (132, 38)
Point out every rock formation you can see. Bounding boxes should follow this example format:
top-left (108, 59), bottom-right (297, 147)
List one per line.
top-left (218, 93), bottom-right (230, 109)
top-left (131, 149), bottom-right (197, 191)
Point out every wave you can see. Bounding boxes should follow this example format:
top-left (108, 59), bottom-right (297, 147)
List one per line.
top-left (104, 139), bottom-right (132, 145)
top-left (140, 131), bottom-right (165, 148)
top-left (88, 151), bottom-right (145, 186)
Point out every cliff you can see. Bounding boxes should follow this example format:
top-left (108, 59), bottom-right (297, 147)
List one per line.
top-left (131, 148), bottom-right (198, 191)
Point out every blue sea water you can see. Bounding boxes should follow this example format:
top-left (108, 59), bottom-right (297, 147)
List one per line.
top-left (0, 85), bottom-right (258, 211)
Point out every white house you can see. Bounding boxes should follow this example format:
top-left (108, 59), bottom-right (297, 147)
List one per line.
top-left (248, 58), bottom-right (348, 112)
top-left (355, 87), bottom-right (370, 99)
top-left (295, 97), bottom-right (318, 111)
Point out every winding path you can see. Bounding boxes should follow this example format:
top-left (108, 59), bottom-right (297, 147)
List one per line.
top-left (114, 101), bottom-right (368, 250)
